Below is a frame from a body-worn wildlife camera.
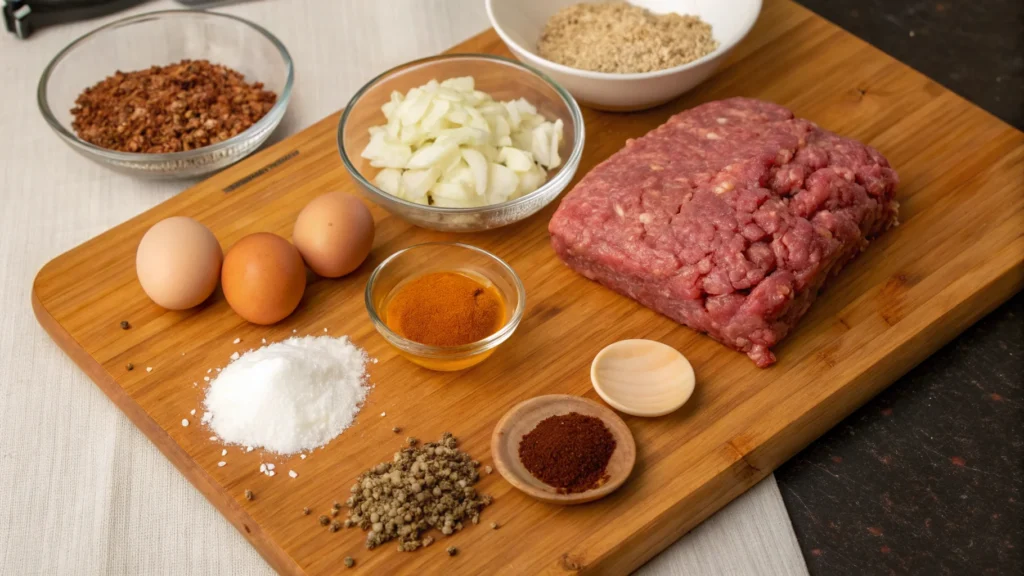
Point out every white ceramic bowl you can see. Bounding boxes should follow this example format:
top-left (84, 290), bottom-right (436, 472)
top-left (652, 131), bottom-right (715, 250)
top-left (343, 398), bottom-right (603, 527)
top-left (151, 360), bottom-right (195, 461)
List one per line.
top-left (486, 0), bottom-right (762, 111)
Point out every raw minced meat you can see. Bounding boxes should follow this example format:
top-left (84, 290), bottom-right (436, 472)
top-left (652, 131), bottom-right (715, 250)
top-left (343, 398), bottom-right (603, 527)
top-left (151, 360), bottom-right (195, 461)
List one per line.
top-left (549, 98), bottom-right (899, 367)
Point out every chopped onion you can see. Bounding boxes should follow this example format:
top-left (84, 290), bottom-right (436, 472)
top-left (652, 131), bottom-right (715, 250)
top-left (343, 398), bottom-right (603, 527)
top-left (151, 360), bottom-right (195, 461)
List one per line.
top-left (461, 149), bottom-right (489, 197)
top-left (361, 76), bottom-right (566, 207)
top-left (401, 167), bottom-right (440, 201)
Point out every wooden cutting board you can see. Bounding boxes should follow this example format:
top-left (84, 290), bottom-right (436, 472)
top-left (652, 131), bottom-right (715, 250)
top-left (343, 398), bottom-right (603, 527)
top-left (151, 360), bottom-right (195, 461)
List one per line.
top-left (32, 1), bottom-right (1023, 574)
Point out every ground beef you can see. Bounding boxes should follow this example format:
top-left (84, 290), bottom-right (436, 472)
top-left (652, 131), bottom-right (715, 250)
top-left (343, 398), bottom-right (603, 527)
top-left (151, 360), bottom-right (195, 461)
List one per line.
top-left (549, 98), bottom-right (899, 367)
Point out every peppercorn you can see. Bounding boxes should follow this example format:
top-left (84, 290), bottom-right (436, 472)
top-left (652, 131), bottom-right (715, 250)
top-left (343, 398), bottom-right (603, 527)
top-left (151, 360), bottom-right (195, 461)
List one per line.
top-left (447, 546), bottom-right (458, 557)
top-left (329, 521), bottom-right (341, 533)
top-left (319, 515), bottom-right (330, 526)
top-left (343, 557), bottom-right (355, 568)
top-left (125, 363), bottom-right (134, 371)
top-left (244, 489), bottom-right (253, 501)
top-left (303, 507), bottom-right (310, 516)
top-left (120, 320), bottom-right (131, 330)
top-left (344, 432), bottom-right (490, 551)
top-left (392, 426), bottom-right (401, 433)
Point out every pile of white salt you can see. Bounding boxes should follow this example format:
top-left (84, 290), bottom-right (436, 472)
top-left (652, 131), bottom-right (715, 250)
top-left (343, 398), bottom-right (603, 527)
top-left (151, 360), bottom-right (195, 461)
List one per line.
top-left (202, 335), bottom-right (371, 455)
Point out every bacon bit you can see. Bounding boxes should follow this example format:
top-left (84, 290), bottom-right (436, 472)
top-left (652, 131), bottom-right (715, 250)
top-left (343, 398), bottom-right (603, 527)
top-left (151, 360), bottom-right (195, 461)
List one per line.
top-left (71, 59), bottom-right (276, 154)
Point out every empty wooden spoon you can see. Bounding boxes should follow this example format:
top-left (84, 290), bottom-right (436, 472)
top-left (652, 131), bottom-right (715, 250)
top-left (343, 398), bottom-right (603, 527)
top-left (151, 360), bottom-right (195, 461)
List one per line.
top-left (590, 339), bottom-right (695, 417)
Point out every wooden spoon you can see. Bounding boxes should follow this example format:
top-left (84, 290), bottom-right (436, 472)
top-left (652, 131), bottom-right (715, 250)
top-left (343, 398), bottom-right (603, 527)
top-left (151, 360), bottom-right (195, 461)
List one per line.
top-left (591, 339), bottom-right (695, 417)
top-left (490, 394), bottom-right (636, 505)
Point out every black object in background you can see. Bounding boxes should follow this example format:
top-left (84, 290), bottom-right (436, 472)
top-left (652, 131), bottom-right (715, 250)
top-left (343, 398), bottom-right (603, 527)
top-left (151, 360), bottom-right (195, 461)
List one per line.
top-left (781, 1), bottom-right (1023, 575)
top-left (3, 0), bottom-right (148, 38)
top-left (1, 0), bottom-right (244, 38)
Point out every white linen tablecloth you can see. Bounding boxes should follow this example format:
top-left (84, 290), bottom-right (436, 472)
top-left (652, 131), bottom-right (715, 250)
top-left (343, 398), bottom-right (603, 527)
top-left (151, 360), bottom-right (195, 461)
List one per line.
top-left (0, 1), bottom-right (809, 574)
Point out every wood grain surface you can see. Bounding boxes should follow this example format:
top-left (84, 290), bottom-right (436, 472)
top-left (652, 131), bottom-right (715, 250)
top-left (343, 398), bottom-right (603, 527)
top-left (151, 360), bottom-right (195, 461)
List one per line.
top-left (31, 1), bottom-right (1024, 574)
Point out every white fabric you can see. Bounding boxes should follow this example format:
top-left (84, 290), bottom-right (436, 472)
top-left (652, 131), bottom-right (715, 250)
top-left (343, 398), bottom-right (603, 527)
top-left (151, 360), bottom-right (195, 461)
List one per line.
top-left (0, 1), bottom-right (808, 574)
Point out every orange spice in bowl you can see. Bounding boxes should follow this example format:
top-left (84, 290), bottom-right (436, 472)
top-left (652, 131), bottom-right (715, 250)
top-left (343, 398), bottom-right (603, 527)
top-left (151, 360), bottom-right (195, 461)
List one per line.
top-left (365, 242), bottom-right (525, 372)
top-left (384, 272), bottom-right (506, 347)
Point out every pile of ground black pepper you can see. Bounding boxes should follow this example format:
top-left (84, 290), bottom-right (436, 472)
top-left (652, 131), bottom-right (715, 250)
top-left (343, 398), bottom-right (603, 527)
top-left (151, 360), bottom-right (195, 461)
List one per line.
top-left (70, 59), bottom-right (277, 153)
top-left (518, 412), bottom-right (616, 494)
top-left (344, 432), bottom-right (491, 551)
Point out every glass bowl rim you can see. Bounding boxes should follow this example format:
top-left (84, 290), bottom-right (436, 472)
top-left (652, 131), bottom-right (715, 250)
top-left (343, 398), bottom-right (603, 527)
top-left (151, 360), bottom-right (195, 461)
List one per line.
top-left (36, 9), bottom-right (295, 163)
top-left (365, 242), bottom-right (527, 357)
top-left (337, 53), bottom-right (585, 215)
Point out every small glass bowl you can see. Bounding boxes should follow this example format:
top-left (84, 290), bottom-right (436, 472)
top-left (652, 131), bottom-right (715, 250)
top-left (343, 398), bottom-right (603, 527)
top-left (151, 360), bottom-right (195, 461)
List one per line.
top-left (37, 10), bottom-right (294, 179)
top-left (366, 243), bottom-right (526, 371)
top-left (338, 54), bottom-right (585, 232)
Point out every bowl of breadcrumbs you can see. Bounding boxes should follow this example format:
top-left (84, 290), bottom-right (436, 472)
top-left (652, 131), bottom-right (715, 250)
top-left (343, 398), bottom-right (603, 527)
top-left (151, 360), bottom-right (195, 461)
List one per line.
top-left (486, 0), bottom-right (762, 111)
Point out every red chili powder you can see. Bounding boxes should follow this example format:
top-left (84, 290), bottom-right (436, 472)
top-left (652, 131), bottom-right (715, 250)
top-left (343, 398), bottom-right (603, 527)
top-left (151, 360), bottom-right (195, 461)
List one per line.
top-left (518, 412), bottom-right (616, 494)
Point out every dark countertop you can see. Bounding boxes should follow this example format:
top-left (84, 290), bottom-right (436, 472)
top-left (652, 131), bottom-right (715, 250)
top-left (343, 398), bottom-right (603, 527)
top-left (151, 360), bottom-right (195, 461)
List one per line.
top-left (781, 1), bottom-right (1023, 574)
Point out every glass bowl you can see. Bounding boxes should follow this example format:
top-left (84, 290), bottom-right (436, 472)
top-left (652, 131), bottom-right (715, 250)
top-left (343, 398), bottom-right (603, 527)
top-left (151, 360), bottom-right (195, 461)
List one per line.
top-left (37, 10), bottom-right (294, 180)
top-left (366, 243), bottom-right (526, 371)
top-left (338, 54), bottom-right (585, 232)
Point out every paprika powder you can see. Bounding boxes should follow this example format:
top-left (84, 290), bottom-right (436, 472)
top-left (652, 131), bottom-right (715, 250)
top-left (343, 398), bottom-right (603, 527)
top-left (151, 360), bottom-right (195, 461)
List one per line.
top-left (518, 412), bottom-right (616, 494)
top-left (384, 271), bottom-right (505, 347)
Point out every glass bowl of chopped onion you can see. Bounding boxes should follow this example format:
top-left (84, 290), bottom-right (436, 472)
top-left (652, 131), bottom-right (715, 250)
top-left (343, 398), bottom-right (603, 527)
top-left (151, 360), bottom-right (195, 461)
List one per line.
top-left (37, 10), bottom-right (294, 179)
top-left (338, 54), bottom-right (585, 232)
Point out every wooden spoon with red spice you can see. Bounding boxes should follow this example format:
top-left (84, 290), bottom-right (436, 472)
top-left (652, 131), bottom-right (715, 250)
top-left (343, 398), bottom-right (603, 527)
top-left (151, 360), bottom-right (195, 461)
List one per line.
top-left (491, 395), bottom-right (636, 505)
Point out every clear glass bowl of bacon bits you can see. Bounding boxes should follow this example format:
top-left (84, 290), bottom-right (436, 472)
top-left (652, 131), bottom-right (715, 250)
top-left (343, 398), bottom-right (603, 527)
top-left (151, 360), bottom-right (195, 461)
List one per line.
top-left (338, 54), bottom-right (585, 232)
top-left (365, 243), bottom-right (526, 371)
top-left (37, 10), bottom-right (294, 179)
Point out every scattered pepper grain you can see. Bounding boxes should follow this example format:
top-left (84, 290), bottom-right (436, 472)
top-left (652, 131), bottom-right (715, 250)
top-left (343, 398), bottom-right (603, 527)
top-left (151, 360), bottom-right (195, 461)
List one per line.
top-left (538, 2), bottom-right (718, 74)
top-left (120, 320), bottom-right (131, 330)
top-left (303, 507), bottom-right (311, 516)
top-left (319, 515), bottom-right (330, 526)
top-left (447, 546), bottom-right (458, 557)
top-left (125, 363), bottom-right (134, 371)
top-left (244, 489), bottom-right (253, 501)
top-left (343, 557), bottom-right (355, 568)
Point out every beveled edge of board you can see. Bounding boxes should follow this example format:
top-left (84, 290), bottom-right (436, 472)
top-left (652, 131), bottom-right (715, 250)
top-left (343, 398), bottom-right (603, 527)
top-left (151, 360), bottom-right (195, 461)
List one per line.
top-left (30, 280), bottom-right (304, 576)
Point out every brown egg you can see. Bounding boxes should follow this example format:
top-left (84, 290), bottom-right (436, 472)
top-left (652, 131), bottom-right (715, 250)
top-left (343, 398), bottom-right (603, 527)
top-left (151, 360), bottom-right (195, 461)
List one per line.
top-left (136, 217), bottom-right (222, 310)
top-left (293, 192), bottom-right (375, 278)
top-left (221, 233), bottom-right (306, 325)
